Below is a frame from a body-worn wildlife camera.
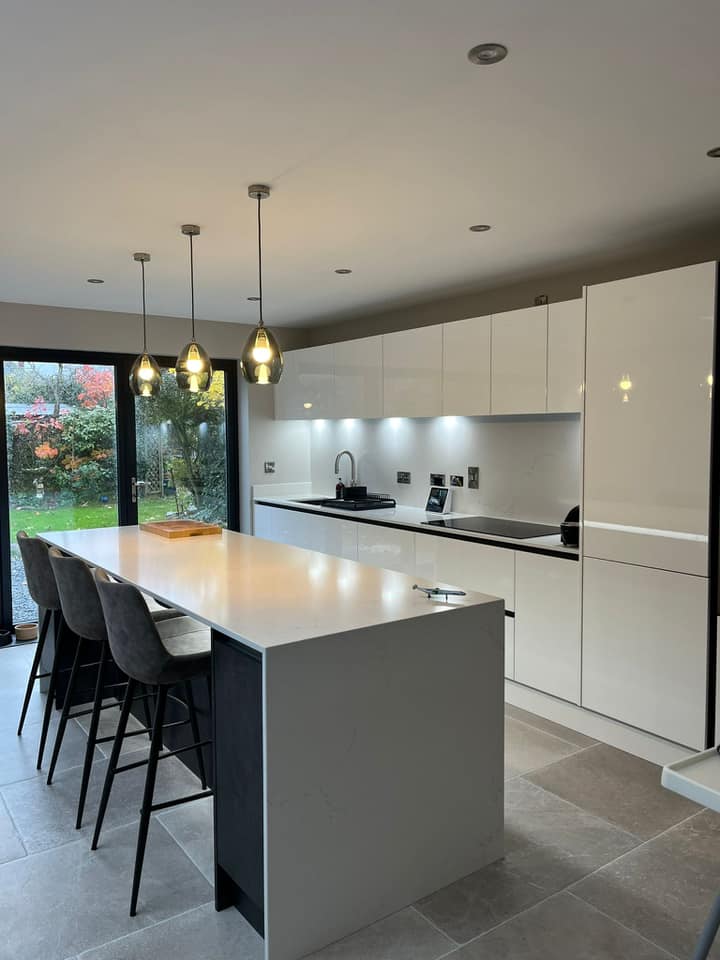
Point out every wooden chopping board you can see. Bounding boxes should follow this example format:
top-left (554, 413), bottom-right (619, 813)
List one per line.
top-left (140, 519), bottom-right (222, 539)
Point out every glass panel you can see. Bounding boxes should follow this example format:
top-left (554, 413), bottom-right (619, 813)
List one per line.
top-left (135, 368), bottom-right (228, 527)
top-left (4, 360), bottom-right (118, 625)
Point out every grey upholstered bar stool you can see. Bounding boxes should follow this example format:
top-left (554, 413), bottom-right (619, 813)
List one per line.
top-left (46, 549), bottom-right (191, 827)
top-left (93, 568), bottom-right (212, 917)
top-left (15, 531), bottom-right (70, 769)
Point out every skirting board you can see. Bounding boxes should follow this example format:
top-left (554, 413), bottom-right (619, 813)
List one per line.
top-left (505, 680), bottom-right (695, 767)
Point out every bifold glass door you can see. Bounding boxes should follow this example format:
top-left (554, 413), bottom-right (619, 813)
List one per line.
top-left (134, 365), bottom-right (229, 527)
top-left (3, 359), bottom-right (119, 625)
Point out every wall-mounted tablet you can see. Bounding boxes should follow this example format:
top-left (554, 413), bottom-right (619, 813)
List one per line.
top-left (425, 486), bottom-right (452, 514)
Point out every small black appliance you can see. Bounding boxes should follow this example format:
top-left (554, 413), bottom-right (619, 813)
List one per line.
top-left (560, 505), bottom-right (580, 547)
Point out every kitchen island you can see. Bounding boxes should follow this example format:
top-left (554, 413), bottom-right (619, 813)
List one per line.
top-left (40, 526), bottom-right (504, 960)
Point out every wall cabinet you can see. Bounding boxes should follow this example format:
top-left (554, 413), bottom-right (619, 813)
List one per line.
top-left (491, 305), bottom-right (548, 414)
top-left (382, 325), bottom-right (443, 418)
top-left (547, 298), bottom-right (584, 413)
top-left (442, 316), bottom-right (491, 416)
top-left (514, 552), bottom-right (580, 703)
top-left (582, 557), bottom-right (708, 749)
top-left (274, 344), bottom-right (335, 420)
top-left (583, 262), bottom-right (715, 575)
top-left (334, 336), bottom-right (383, 419)
top-left (357, 524), bottom-right (415, 575)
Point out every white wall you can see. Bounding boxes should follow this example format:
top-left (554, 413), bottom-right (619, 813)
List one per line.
top-left (309, 414), bottom-right (581, 524)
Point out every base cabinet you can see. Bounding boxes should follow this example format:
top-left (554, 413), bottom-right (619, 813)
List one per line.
top-left (357, 524), bottom-right (415, 575)
top-left (582, 557), bottom-right (708, 749)
top-left (514, 552), bottom-right (580, 703)
top-left (505, 618), bottom-right (515, 680)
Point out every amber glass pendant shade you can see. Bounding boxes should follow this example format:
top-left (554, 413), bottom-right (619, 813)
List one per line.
top-left (129, 253), bottom-right (162, 398)
top-left (176, 338), bottom-right (213, 393)
top-left (129, 351), bottom-right (162, 397)
top-left (240, 324), bottom-right (283, 385)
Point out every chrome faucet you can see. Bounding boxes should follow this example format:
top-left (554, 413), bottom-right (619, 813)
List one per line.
top-left (334, 449), bottom-right (357, 486)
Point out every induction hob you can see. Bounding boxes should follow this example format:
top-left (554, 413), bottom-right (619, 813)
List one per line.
top-left (422, 515), bottom-right (560, 540)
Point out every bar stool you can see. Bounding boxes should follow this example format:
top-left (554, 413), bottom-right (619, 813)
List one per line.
top-left (45, 549), bottom-right (197, 827)
top-left (15, 531), bottom-right (70, 769)
top-left (93, 567), bottom-right (212, 917)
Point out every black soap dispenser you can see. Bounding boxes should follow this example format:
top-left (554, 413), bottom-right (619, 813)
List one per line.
top-left (335, 476), bottom-right (345, 500)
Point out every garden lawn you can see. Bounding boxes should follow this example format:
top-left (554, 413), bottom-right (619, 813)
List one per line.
top-left (9, 498), bottom-right (170, 539)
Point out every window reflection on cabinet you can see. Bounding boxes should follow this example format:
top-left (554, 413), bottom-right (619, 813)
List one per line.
top-left (274, 345), bottom-right (335, 420)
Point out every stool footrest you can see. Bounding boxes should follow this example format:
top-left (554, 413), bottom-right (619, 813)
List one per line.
top-left (149, 790), bottom-right (212, 814)
top-left (115, 737), bottom-right (211, 774)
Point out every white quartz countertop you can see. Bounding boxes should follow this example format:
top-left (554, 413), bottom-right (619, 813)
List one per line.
top-left (254, 496), bottom-right (578, 557)
top-left (39, 526), bottom-right (501, 653)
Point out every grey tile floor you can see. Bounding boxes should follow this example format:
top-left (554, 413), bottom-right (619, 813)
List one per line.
top-left (0, 641), bottom-right (718, 959)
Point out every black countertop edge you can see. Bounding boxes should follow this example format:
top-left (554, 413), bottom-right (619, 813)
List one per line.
top-left (254, 499), bottom-right (579, 562)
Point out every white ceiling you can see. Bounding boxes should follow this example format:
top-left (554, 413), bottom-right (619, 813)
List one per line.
top-left (1, 0), bottom-right (720, 328)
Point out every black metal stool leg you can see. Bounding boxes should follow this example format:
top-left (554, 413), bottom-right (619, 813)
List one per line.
top-left (693, 891), bottom-right (720, 960)
top-left (130, 684), bottom-right (168, 917)
top-left (46, 636), bottom-right (84, 785)
top-left (141, 683), bottom-right (154, 738)
top-left (17, 608), bottom-right (51, 736)
top-left (37, 612), bottom-right (64, 770)
top-left (184, 679), bottom-right (207, 790)
top-left (75, 641), bottom-right (110, 829)
top-left (92, 677), bottom-right (138, 851)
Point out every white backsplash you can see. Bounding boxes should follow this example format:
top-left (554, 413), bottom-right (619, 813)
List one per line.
top-left (310, 414), bottom-right (581, 524)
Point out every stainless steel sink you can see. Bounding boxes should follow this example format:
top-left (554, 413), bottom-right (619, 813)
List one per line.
top-left (291, 497), bottom-right (396, 511)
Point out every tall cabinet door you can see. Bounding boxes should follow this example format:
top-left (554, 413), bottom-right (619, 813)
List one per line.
top-left (334, 336), bottom-right (383, 419)
top-left (491, 306), bottom-right (547, 414)
top-left (584, 263), bottom-right (715, 575)
top-left (442, 316), bottom-right (491, 416)
top-left (383, 325), bottom-right (442, 418)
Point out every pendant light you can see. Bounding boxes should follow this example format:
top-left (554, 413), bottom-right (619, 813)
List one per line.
top-left (240, 184), bottom-right (284, 385)
top-left (176, 224), bottom-right (212, 393)
top-left (129, 252), bottom-right (161, 398)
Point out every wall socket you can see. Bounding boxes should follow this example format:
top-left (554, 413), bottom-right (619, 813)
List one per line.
top-left (450, 475), bottom-right (464, 487)
top-left (397, 471), bottom-right (412, 484)
top-left (468, 466), bottom-right (479, 489)
top-left (430, 473), bottom-right (446, 486)
top-left (263, 461), bottom-right (276, 474)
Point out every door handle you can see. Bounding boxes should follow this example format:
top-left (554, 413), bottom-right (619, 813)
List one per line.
top-left (131, 476), bottom-right (137, 504)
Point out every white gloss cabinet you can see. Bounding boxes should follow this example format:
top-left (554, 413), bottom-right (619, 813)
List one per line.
top-left (514, 552), bottom-right (581, 703)
top-left (382, 325), bottom-right (442, 418)
top-left (357, 524), bottom-right (415, 575)
top-left (582, 557), bottom-right (708, 749)
top-left (491, 305), bottom-right (548, 414)
top-left (583, 262), bottom-right (715, 575)
top-left (274, 344), bottom-right (336, 420)
top-left (547, 298), bottom-right (585, 413)
top-left (333, 336), bottom-right (383, 420)
top-left (442, 316), bottom-right (491, 416)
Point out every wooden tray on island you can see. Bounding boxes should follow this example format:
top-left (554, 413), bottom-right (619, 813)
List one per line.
top-left (140, 519), bottom-right (222, 539)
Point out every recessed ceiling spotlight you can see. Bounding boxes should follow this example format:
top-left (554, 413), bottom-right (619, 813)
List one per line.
top-left (469, 224), bottom-right (492, 232)
top-left (87, 278), bottom-right (104, 284)
top-left (247, 296), bottom-right (260, 301)
top-left (467, 43), bottom-right (508, 66)
top-left (707, 146), bottom-right (720, 158)
top-left (335, 268), bottom-right (352, 275)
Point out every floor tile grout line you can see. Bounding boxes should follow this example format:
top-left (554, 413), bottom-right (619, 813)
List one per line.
top-left (0, 787), bottom-right (27, 858)
top-left (506, 711), bottom-right (599, 752)
top-left (504, 741), bottom-right (599, 784)
top-left (73, 900), bottom-right (216, 959)
top-left (409, 904), bottom-right (460, 948)
top-left (155, 813), bottom-right (214, 885)
top-left (564, 889), bottom-right (682, 960)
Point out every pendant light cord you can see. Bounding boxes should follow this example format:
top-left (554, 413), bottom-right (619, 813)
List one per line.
top-left (188, 232), bottom-right (196, 340)
top-left (140, 259), bottom-right (148, 352)
top-left (257, 195), bottom-right (264, 328)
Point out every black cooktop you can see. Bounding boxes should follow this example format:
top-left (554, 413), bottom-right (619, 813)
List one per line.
top-left (423, 515), bottom-right (560, 540)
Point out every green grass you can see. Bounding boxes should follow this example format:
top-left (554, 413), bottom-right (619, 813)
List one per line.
top-left (9, 498), bottom-right (174, 539)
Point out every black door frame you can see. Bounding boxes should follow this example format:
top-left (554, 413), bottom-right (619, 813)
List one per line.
top-left (0, 346), bottom-right (240, 630)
